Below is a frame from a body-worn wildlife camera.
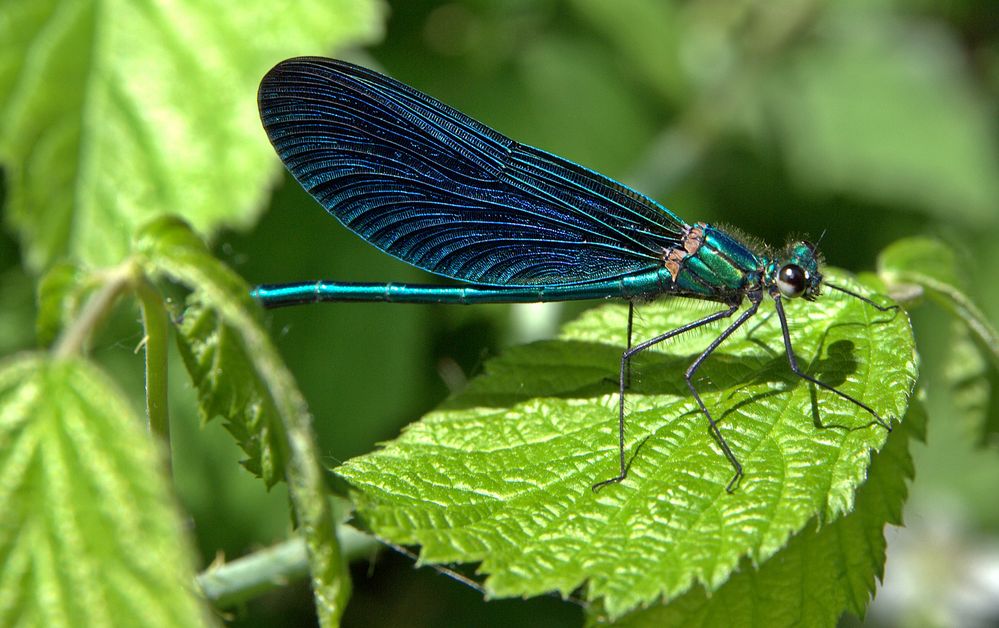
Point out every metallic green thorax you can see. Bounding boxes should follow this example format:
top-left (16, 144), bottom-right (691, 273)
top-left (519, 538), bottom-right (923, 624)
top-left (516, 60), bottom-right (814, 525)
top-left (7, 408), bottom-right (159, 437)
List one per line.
top-left (671, 223), bottom-right (823, 303)
top-left (673, 224), bottom-right (762, 300)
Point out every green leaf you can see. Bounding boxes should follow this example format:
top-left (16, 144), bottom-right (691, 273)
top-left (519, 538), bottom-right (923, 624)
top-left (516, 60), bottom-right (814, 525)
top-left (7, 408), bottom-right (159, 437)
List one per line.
top-left (338, 271), bottom-right (917, 619)
top-left (137, 219), bottom-right (288, 486)
top-left (592, 399), bottom-right (926, 627)
top-left (0, 353), bottom-right (207, 626)
top-left (174, 297), bottom-right (289, 482)
top-left (0, 0), bottom-right (383, 271)
top-left (134, 216), bottom-right (350, 626)
top-left (135, 215), bottom-right (287, 484)
top-left (767, 10), bottom-right (999, 223)
top-left (878, 237), bottom-right (999, 365)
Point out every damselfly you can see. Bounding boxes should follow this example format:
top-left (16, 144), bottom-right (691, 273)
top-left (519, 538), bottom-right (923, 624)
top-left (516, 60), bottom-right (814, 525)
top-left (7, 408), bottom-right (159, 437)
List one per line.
top-left (253, 57), bottom-right (895, 491)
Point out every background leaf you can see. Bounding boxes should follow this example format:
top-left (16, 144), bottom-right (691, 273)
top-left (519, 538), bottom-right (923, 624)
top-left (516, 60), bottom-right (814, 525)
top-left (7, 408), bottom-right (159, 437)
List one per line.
top-left (0, 353), bottom-right (207, 626)
top-left (944, 321), bottom-right (997, 444)
top-left (338, 271), bottom-right (916, 619)
top-left (878, 236), bottom-right (999, 446)
top-left (0, 0), bottom-right (383, 271)
top-left (878, 237), bottom-right (999, 364)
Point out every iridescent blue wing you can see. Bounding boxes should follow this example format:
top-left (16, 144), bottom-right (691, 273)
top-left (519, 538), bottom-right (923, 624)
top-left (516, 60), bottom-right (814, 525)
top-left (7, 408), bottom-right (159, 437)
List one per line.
top-left (258, 57), bottom-right (686, 287)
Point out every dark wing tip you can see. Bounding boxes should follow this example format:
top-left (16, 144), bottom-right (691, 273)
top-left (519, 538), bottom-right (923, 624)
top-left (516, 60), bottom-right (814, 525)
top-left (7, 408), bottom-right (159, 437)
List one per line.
top-left (259, 56), bottom-right (333, 107)
top-left (257, 57), bottom-right (394, 134)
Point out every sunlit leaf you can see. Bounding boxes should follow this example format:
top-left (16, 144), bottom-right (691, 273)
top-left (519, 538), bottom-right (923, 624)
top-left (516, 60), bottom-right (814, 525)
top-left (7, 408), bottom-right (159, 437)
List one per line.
top-left (0, 353), bottom-right (207, 626)
top-left (339, 271), bottom-right (916, 619)
top-left (594, 400), bottom-right (925, 626)
top-left (0, 0), bottom-right (383, 270)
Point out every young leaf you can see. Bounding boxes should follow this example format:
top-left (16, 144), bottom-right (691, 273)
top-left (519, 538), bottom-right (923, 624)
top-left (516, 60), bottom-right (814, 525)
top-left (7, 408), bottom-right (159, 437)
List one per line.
top-left (0, 0), bottom-right (382, 271)
top-left (135, 216), bottom-right (350, 625)
top-left (879, 237), bottom-right (998, 441)
top-left (878, 237), bottom-right (999, 365)
top-left (137, 217), bottom-right (288, 485)
top-left (174, 296), bottom-right (290, 483)
top-left (592, 400), bottom-right (926, 626)
top-left (0, 353), bottom-right (207, 626)
top-left (338, 271), bottom-right (916, 619)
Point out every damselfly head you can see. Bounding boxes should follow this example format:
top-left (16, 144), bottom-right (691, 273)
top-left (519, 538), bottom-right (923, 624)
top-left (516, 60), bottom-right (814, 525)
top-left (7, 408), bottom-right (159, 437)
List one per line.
top-left (774, 241), bottom-right (823, 301)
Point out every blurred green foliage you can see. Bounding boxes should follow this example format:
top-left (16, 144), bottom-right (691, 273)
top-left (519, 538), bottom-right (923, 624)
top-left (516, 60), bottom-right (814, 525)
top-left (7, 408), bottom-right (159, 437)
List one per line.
top-left (2, 0), bottom-right (998, 626)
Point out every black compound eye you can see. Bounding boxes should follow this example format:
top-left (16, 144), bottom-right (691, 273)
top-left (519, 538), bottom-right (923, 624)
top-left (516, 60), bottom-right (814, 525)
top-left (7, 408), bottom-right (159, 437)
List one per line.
top-left (777, 264), bottom-right (807, 298)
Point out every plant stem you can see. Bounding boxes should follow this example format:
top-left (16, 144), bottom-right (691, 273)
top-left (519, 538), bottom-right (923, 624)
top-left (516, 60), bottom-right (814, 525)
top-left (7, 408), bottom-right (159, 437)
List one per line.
top-left (52, 260), bottom-right (174, 470)
top-left (53, 264), bottom-right (133, 359)
top-left (197, 526), bottom-right (379, 609)
top-left (133, 275), bottom-right (171, 472)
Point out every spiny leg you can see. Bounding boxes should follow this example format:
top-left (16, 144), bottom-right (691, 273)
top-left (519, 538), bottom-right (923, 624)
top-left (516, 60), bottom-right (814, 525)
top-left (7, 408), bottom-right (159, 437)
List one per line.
top-left (683, 297), bottom-right (762, 493)
top-left (772, 295), bottom-right (892, 430)
top-left (593, 302), bottom-right (741, 492)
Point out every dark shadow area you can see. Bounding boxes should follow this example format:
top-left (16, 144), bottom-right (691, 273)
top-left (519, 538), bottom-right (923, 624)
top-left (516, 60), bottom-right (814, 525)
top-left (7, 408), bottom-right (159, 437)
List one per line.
top-left (809, 339), bottom-right (857, 388)
top-left (343, 546), bottom-right (583, 628)
top-left (442, 326), bottom-right (876, 416)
